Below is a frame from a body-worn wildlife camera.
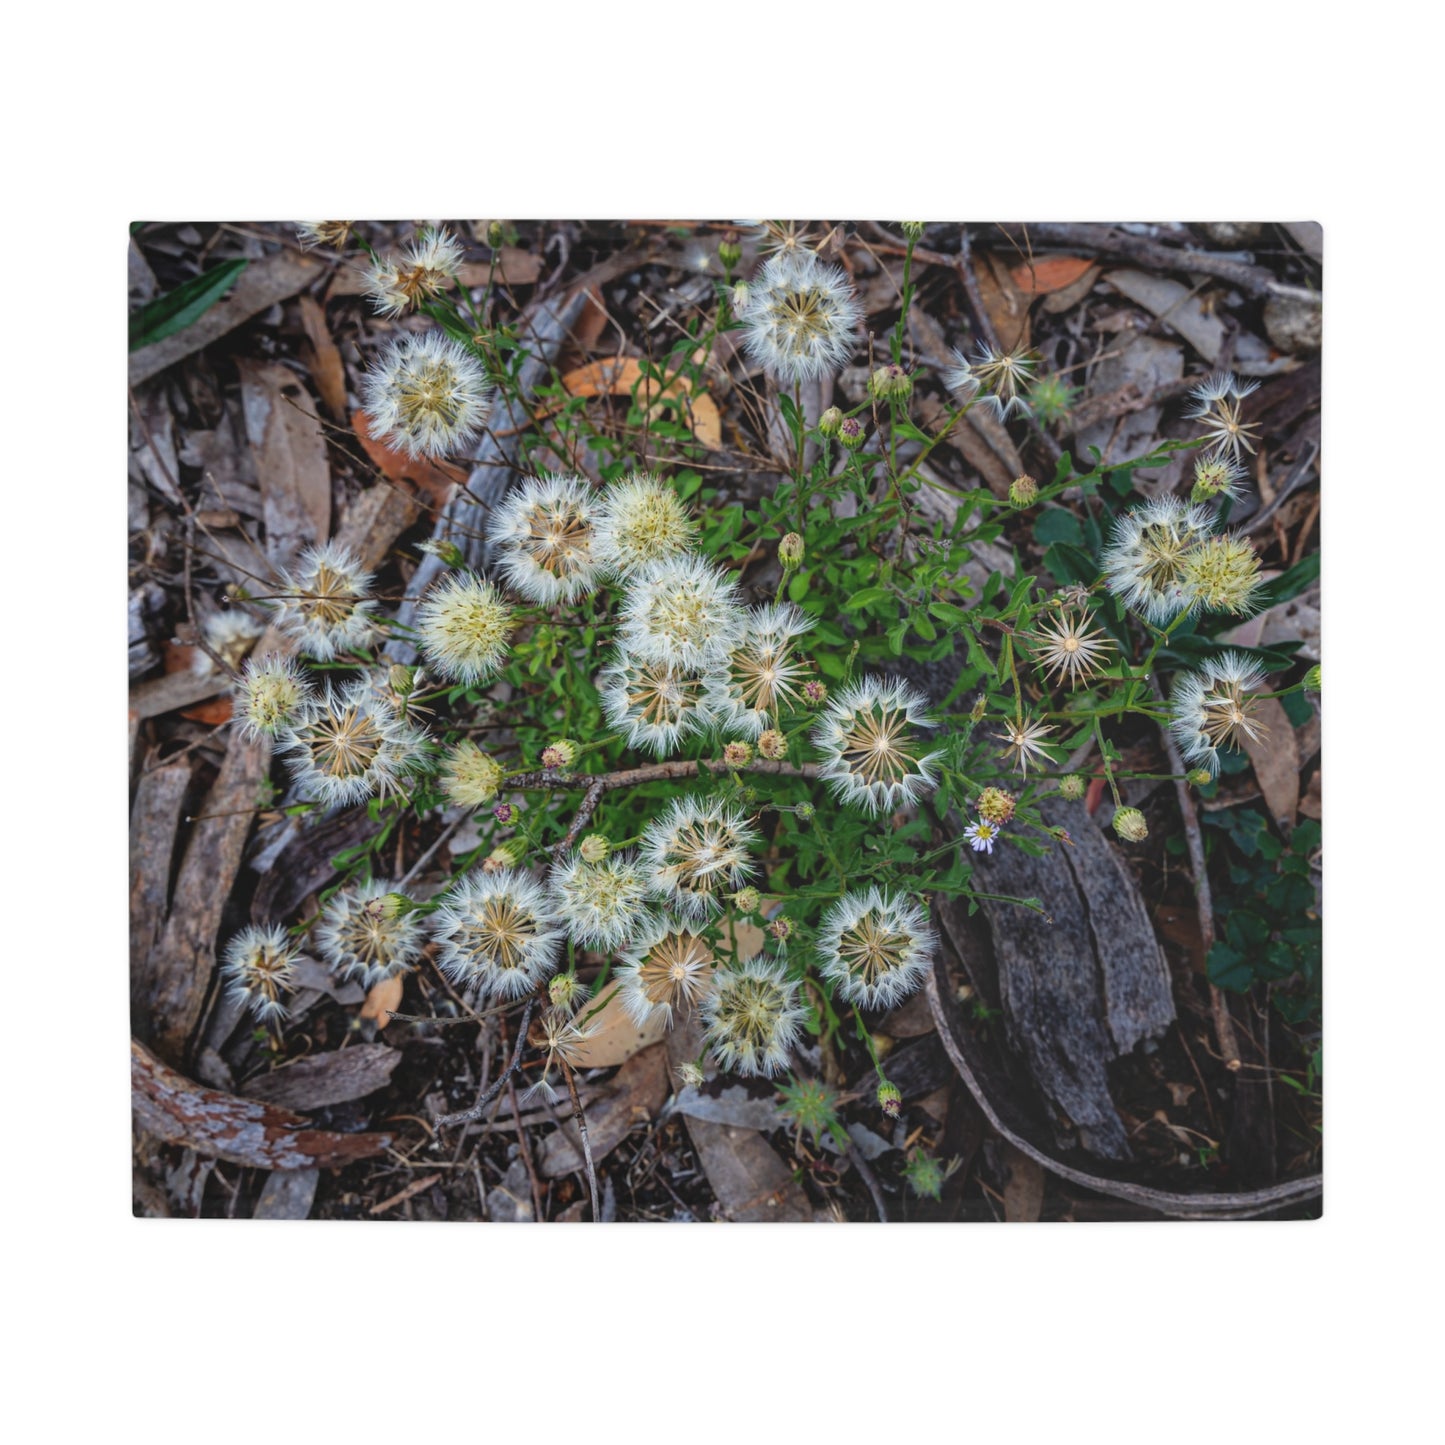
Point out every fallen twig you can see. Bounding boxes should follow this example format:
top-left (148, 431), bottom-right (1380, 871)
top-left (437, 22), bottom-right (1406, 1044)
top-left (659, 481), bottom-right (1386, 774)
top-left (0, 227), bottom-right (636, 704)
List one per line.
top-left (434, 997), bottom-right (537, 1130)
top-left (563, 1061), bottom-right (601, 1223)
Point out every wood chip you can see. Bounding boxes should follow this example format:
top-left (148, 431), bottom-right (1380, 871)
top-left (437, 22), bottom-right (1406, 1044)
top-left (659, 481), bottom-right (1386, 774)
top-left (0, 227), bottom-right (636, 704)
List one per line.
top-left (242, 1044), bottom-right (401, 1110)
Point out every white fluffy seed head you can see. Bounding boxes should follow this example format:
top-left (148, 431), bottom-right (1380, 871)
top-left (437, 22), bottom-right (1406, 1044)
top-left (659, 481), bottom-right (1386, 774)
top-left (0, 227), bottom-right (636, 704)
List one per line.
top-left (547, 851), bottom-right (653, 951)
top-left (818, 888), bottom-right (934, 1010)
top-left (701, 954), bottom-right (807, 1078)
top-left (275, 541), bottom-right (377, 661)
top-left (741, 251), bottom-right (862, 385)
top-left (640, 796), bottom-right (759, 920)
top-left (197, 610), bottom-right (265, 674)
top-left (704, 602), bottom-right (814, 738)
top-left (489, 474), bottom-right (601, 605)
top-left (591, 473), bottom-right (697, 579)
top-left (362, 227), bottom-right (466, 316)
top-left (315, 878), bottom-right (425, 988)
top-left (1168, 651), bottom-right (1270, 773)
top-left (415, 571), bottom-right (514, 685)
top-left (619, 554), bottom-right (745, 672)
top-left (361, 330), bottom-right (494, 460)
top-left (439, 740), bottom-right (505, 808)
top-left (431, 869), bottom-right (564, 1000)
top-left (812, 676), bottom-right (942, 815)
top-left (236, 652), bottom-right (314, 740)
top-left (280, 678), bottom-right (426, 807)
top-left (221, 923), bottom-right (299, 1022)
top-left (1101, 496), bottom-right (1216, 625)
top-left (616, 914), bottom-right (716, 1028)
top-left (598, 647), bottom-right (712, 758)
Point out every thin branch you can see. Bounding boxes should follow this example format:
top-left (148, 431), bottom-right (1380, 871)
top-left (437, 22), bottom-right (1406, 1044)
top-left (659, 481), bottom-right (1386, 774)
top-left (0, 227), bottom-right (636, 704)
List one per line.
top-left (434, 997), bottom-right (537, 1129)
top-left (563, 1061), bottom-right (601, 1223)
top-left (847, 1141), bottom-right (889, 1223)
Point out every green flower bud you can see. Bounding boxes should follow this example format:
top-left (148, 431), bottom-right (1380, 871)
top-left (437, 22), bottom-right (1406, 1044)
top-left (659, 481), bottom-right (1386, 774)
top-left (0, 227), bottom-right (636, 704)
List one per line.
top-left (579, 834), bottom-right (611, 863)
top-left (1186, 768), bottom-right (1213, 788)
top-left (794, 801), bottom-right (815, 822)
top-left (484, 839), bottom-right (525, 871)
top-left (802, 679), bottom-right (828, 706)
top-left (778, 532), bottom-right (805, 569)
top-left (869, 364), bottom-right (913, 403)
top-left (486, 220), bottom-right (505, 248)
top-left (1304, 664), bottom-right (1321, 693)
top-left (877, 1079), bottom-right (903, 1117)
top-left (1009, 474), bottom-right (1039, 508)
top-left (977, 787), bottom-right (1017, 824)
top-left (723, 741), bottom-right (753, 767)
top-left (718, 237), bottom-right (742, 270)
top-left (900, 222), bottom-right (926, 241)
top-left (818, 405), bottom-right (843, 437)
top-left (732, 886), bottom-right (761, 914)
top-left (1057, 774), bottom-right (1086, 801)
top-left (1112, 806), bottom-right (1148, 843)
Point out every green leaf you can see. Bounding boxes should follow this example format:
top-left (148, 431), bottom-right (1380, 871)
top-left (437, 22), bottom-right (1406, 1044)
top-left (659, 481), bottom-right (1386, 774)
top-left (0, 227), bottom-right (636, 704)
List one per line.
top-left (1052, 451), bottom-right (1074, 485)
top-left (928, 601), bottom-right (970, 630)
top-left (778, 392), bottom-right (803, 444)
top-left (1043, 542), bottom-right (1097, 587)
top-left (1252, 550), bottom-right (1320, 610)
top-left (1206, 941), bottom-right (1254, 992)
top-left (129, 257), bottom-right (248, 352)
top-left (843, 586), bottom-right (892, 612)
top-left (1033, 507), bottom-right (1083, 548)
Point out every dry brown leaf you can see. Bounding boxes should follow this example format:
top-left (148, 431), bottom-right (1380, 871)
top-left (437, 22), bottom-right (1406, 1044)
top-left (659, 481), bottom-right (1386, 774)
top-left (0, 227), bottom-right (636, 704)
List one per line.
top-left (361, 973), bottom-right (405, 1027)
top-left (1008, 255), bottom-right (1096, 295)
top-left (569, 984), bottom-right (668, 1068)
top-left (297, 294), bottom-right (348, 419)
top-left (180, 696), bottom-right (234, 726)
top-left (1002, 1141), bottom-right (1045, 1222)
top-left (1240, 697), bottom-right (1300, 832)
top-left (243, 1044), bottom-right (401, 1110)
top-left (1298, 768), bottom-right (1322, 822)
top-left (351, 409), bottom-right (467, 505)
top-left (541, 357), bottom-right (722, 450)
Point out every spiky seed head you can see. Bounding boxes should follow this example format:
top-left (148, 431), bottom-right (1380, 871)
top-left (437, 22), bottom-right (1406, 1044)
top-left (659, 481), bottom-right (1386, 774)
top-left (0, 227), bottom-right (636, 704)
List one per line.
top-left (236, 653), bottom-right (314, 741)
top-left (818, 888), bottom-right (934, 1010)
top-left (315, 878), bottom-right (425, 988)
top-left (838, 417), bottom-right (866, 449)
top-left (197, 610), bottom-right (265, 673)
top-left (818, 406), bottom-right (843, 437)
top-left (617, 916), bottom-right (716, 1027)
top-left (1112, 806), bottom-right (1149, 843)
top-left (1057, 774), bottom-right (1086, 801)
top-left (1168, 651), bottom-right (1270, 771)
top-left (221, 924), bottom-right (299, 1022)
top-left (360, 330), bottom-right (494, 461)
top-left (297, 221), bottom-right (353, 250)
top-left (995, 717), bottom-right (1057, 779)
top-left (723, 741), bottom-right (753, 767)
top-left (757, 729), bottom-right (786, 761)
top-left (275, 541), bottom-right (377, 661)
top-left (619, 555), bottom-right (745, 672)
top-left (969, 343), bottom-right (1037, 420)
top-left (706, 602), bottom-right (814, 738)
top-left (976, 787), bottom-right (1017, 824)
top-left (432, 870), bottom-right (563, 1000)
top-left (1187, 768), bottom-right (1213, 787)
top-left (440, 740), bottom-right (505, 808)
top-left (1026, 374), bottom-right (1077, 426)
top-left (732, 886), bottom-right (761, 914)
top-left (741, 250), bottom-right (862, 385)
top-left (415, 572), bottom-right (513, 685)
top-left (591, 473), bottom-right (696, 579)
top-left (701, 955), bottom-right (807, 1078)
top-left (794, 801), bottom-right (814, 822)
top-left (579, 834), bottom-right (610, 864)
top-left (778, 532), bottom-right (805, 569)
top-left (677, 1060), bottom-right (707, 1088)
top-left (1187, 372), bottom-right (1261, 463)
top-left (548, 851), bottom-right (652, 951)
top-left (1029, 607), bottom-right (1115, 687)
top-left (1180, 533), bottom-right (1263, 616)
top-left (599, 647), bottom-right (711, 758)
top-left (904, 1150), bottom-right (945, 1200)
top-left (813, 676), bottom-right (941, 816)
top-left (1191, 454), bottom-right (1249, 504)
top-left (281, 679), bottom-right (425, 807)
top-left (362, 227), bottom-right (465, 316)
top-left (877, 1079), bottom-right (903, 1118)
top-left (640, 796), bottom-right (759, 920)
top-left (489, 474), bottom-right (600, 605)
top-left (900, 221), bottom-right (927, 241)
top-left (527, 1011), bottom-right (600, 1101)
top-left (1009, 474), bottom-right (1039, 508)
top-left (777, 1076), bottom-right (843, 1144)
top-left (1101, 496), bottom-right (1216, 625)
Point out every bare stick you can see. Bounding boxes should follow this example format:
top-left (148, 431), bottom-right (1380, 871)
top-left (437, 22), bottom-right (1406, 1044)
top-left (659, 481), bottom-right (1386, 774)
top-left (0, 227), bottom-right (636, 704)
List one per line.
top-left (563, 1061), bottom-right (601, 1223)
top-left (508, 1070), bottom-right (545, 1222)
top-left (435, 997), bottom-right (537, 1129)
top-left (847, 1141), bottom-right (889, 1223)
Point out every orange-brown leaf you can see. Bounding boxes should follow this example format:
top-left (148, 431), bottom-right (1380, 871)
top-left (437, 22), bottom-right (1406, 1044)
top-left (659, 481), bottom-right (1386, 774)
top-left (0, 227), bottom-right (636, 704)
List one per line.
top-left (1009, 255), bottom-right (1096, 294)
top-left (351, 410), bottom-right (468, 506)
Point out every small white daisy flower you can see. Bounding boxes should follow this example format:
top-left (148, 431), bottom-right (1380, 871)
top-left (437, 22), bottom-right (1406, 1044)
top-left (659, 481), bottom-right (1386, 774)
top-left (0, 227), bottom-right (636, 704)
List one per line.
top-left (741, 250), bottom-right (862, 386)
top-left (591, 472), bottom-right (697, 579)
top-left (431, 869), bottom-right (564, 1001)
top-left (964, 819), bottom-right (1001, 854)
top-left (235, 652), bottom-right (314, 741)
top-left (598, 647), bottom-right (712, 758)
top-left (701, 954), bottom-right (807, 1079)
top-left (1029, 607), bottom-right (1115, 687)
top-left (1168, 651), bottom-right (1270, 773)
top-left (315, 879), bottom-right (425, 988)
top-left (362, 227), bottom-right (466, 316)
top-left (275, 540), bottom-right (377, 661)
top-left (616, 915), bottom-right (716, 1027)
top-left (280, 679), bottom-right (426, 807)
top-left (619, 554), bottom-right (745, 672)
top-left (221, 923), bottom-right (299, 1023)
top-left (995, 717), bottom-right (1057, 779)
top-left (640, 796), bottom-right (759, 920)
top-left (360, 330), bottom-right (494, 461)
top-left (705, 602), bottom-right (814, 738)
top-left (1101, 496), bottom-right (1215, 625)
top-left (547, 851), bottom-right (652, 952)
top-left (817, 888), bottom-right (934, 1010)
top-left (489, 473), bottom-right (600, 605)
top-left (811, 676), bottom-right (943, 816)
top-left (415, 571), bottom-right (514, 685)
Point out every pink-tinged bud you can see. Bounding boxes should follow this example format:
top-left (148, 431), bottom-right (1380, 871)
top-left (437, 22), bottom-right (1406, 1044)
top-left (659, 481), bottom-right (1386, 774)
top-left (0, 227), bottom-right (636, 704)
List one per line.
top-left (877, 1079), bottom-right (903, 1118)
top-left (493, 802), bottom-right (516, 824)
top-left (722, 740), bottom-right (753, 767)
top-left (757, 729), bottom-right (786, 761)
top-left (541, 738), bottom-right (578, 770)
top-left (839, 417), bottom-right (866, 449)
top-left (802, 679), bottom-right (828, 706)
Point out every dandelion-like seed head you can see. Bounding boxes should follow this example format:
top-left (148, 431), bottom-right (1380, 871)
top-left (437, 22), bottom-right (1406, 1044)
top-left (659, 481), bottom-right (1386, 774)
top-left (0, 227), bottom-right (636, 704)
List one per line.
top-left (640, 796), bottom-right (759, 920)
top-left (1169, 651), bottom-right (1270, 773)
top-left (1101, 496), bottom-right (1215, 625)
top-left (942, 347), bottom-right (982, 403)
top-left (439, 740), bottom-right (504, 808)
top-left (701, 955), bottom-right (806, 1079)
top-left (741, 250), bottom-right (862, 386)
top-left (1191, 454), bottom-right (1249, 504)
top-left (1187, 371), bottom-right (1262, 463)
top-left (706, 602), bottom-right (814, 738)
top-left (527, 1011), bottom-right (599, 1102)
top-left (275, 540), bottom-right (376, 661)
top-left (620, 554), bottom-right (745, 672)
top-left (281, 679), bottom-right (425, 807)
top-left (818, 888), bottom-right (934, 1011)
top-left (548, 851), bottom-right (652, 952)
top-left (967, 343), bottom-right (1037, 420)
top-left (1029, 607), bottom-right (1115, 687)
top-left (236, 652), bottom-right (314, 741)
top-left (360, 330), bottom-right (493, 461)
top-left (315, 878), bottom-right (425, 988)
top-left (811, 676), bottom-right (942, 816)
top-left (591, 473), bottom-right (697, 579)
top-left (197, 610), bottom-right (265, 673)
top-left (599, 648), bottom-right (711, 758)
top-left (432, 869), bottom-right (563, 1001)
top-left (995, 717), bottom-right (1057, 778)
top-left (362, 227), bottom-right (465, 316)
top-left (490, 474), bottom-right (600, 605)
top-left (617, 915), bottom-right (716, 1027)
top-left (1180, 533), bottom-right (1263, 617)
top-left (415, 571), bottom-right (514, 685)
top-left (296, 222), bottom-right (353, 250)
top-left (221, 923), bottom-right (299, 1023)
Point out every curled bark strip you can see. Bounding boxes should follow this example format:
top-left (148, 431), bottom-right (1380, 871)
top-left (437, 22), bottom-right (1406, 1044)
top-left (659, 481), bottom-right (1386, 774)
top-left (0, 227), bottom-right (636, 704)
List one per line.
top-left (132, 1038), bottom-right (392, 1171)
top-left (924, 959), bottom-right (1320, 1220)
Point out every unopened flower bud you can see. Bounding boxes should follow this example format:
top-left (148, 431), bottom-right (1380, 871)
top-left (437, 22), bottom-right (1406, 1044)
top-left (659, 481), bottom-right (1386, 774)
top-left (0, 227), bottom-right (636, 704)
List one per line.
top-left (732, 886), bottom-right (761, 913)
top-left (969, 696), bottom-right (987, 723)
top-left (794, 801), bottom-right (815, 823)
top-left (1112, 807), bottom-right (1148, 843)
top-left (900, 222), bottom-right (926, 241)
top-left (778, 532), bottom-right (805, 569)
top-left (1057, 774), bottom-right (1086, 801)
top-left (483, 840), bottom-right (525, 872)
top-left (723, 741), bottom-right (753, 767)
top-left (541, 738), bottom-right (578, 770)
top-left (718, 237), bottom-right (742, 270)
top-left (677, 1060), bottom-right (706, 1089)
top-left (419, 538), bottom-right (467, 568)
top-left (877, 1079), bottom-right (903, 1118)
top-left (1187, 768), bottom-right (1213, 787)
top-left (493, 802), bottom-right (516, 824)
top-left (363, 891), bottom-right (412, 921)
top-left (819, 405), bottom-right (843, 437)
top-left (388, 664), bottom-right (417, 697)
top-left (769, 917), bottom-right (792, 942)
top-left (1009, 474), bottom-right (1039, 508)
top-left (976, 787), bottom-right (1016, 824)
top-left (486, 220), bottom-right (505, 248)
top-left (802, 679), bottom-right (828, 706)
top-left (839, 417), bottom-right (866, 450)
top-left (1304, 664), bottom-right (1321, 693)
top-left (579, 834), bottom-right (611, 863)
top-left (731, 281), bottom-right (750, 314)
top-left (869, 364), bottom-right (913, 403)
top-left (757, 729), bottom-right (786, 761)
top-left (548, 973), bottom-right (581, 1010)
